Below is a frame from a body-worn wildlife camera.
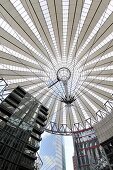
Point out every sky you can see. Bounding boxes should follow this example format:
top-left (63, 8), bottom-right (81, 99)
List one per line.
top-left (64, 136), bottom-right (74, 170)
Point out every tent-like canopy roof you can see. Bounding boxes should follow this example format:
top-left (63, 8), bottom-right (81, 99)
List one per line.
top-left (0, 0), bottom-right (113, 134)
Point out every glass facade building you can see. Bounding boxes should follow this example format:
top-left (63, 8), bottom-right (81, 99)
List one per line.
top-left (72, 127), bottom-right (109, 170)
top-left (39, 132), bottom-right (66, 170)
top-left (0, 86), bottom-right (48, 170)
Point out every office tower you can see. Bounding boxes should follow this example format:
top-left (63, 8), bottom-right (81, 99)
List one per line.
top-left (72, 127), bottom-right (109, 170)
top-left (0, 86), bottom-right (48, 170)
top-left (39, 132), bottom-right (66, 170)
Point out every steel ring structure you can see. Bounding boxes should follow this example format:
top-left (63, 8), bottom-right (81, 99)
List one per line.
top-left (0, 0), bottom-right (113, 135)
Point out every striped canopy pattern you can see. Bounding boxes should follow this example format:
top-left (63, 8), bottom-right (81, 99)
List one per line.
top-left (0, 0), bottom-right (113, 134)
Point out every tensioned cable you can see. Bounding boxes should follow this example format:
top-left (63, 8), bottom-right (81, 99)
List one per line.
top-left (72, 2), bottom-right (110, 97)
top-left (15, 0), bottom-right (65, 96)
top-left (74, 37), bottom-right (113, 99)
top-left (71, 0), bottom-right (103, 64)
top-left (0, 63), bottom-right (62, 101)
top-left (82, 79), bottom-right (113, 100)
top-left (54, 0), bottom-right (62, 60)
top-left (0, 43), bottom-right (63, 101)
top-left (69, 0), bottom-right (84, 96)
top-left (72, 34), bottom-right (113, 97)
top-left (67, 0), bottom-right (78, 61)
top-left (0, 10), bottom-right (65, 100)
top-left (68, 0), bottom-right (105, 96)
top-left (75, 66), bottom-right (113, 100)
top-left (46, 101), bottom-right (67, 125)
top-left (76, 97), bottom-right (97, 121)
top-left (0, 41), bottom-right (63, 100)
top-left (33, 0), bottom-right (66, 97)
top-left (71, 45), bottom-right (113, 87)
top-left (27, 0), bottom-right (59, 65)
top-left (4, 78), bottom-right (62, 101)
top-left (77, 87), bottom-right (112, 114)
top-left (73, 100), bottom-right (86, 128)
top-left (0, 50), bottom-right (44, 72)
top-left (1, 6), bottom-right (58, 83)
top-left (73, 29), bottom-right (113, 97)
top-left (77, 67), bottom-right (112, 106)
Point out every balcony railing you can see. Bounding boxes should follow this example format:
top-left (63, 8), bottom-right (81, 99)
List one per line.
top-left (27, 140), bottom-right (40, 152)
